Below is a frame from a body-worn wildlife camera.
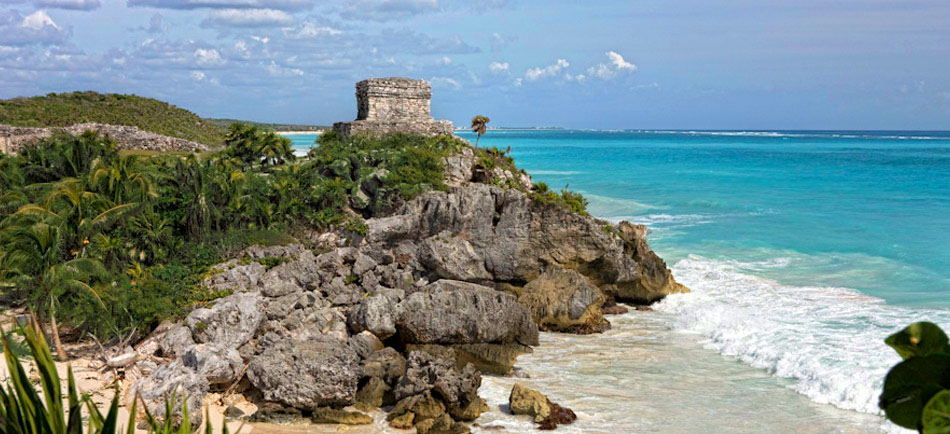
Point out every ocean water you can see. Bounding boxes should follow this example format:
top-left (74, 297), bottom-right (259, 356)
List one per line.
top-left (287, 130), bottom-right (950, 432)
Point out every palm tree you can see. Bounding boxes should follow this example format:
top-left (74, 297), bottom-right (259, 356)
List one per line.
top-left (470, 115), bottom-right (490, 148)
top-left (90, 154), bottom-right (157, 204)
top-left (0, 222), bottom-right (105, 360)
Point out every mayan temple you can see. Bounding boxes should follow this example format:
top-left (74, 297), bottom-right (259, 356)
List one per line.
top-left (332, 77), bottom-right (455, 137)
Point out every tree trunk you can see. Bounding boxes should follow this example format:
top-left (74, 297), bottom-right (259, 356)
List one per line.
top-left (475, 135), bottom-right (480, 149)
top-left (50, 298), bottom-right (68, 360)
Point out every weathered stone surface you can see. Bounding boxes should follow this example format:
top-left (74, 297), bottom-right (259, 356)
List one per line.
top-left (388, 411), bottom-right (414, 429)
top-left (348, 294), bottom-right (398, 339)
top-left (394, 352), bottom-right (481, 407)
top-left (311, 407), bottom-right (373, 425)
top-left (181, 343), bottom-right (243, 385)
top-left (419, 235), bottom-right (492, 282)
top-left (518, 268), bottom-right (609, 333)
top-left (247, 340), bottom-right (361, 409)
top-left (442, 146), bottom-right (475, 187)
top-left (186, 292), bottom-right (263, 349)
top-left (395, 281), bottom-right (539, 346)
top-left (350, 330), bottom-right (385, 359)
top-left (332, 78), bottom-right (454, 137)
top-left (508, 383), bottom-right (550, 422)
top-left (159, 324), bottom-right (195, 358)
top-left (354, 376), bottom-right (393, 408)
top-left (415, 413), bottom-right (470, 434)
top-left (132, 360), bottom-right (209, 428)
top-left (387, 391), bottom-right (445, 422)
top-left (366, 183), bottom-right (687, 305)
top-left (406, 343), bottom-right (531, 375)
top-left (0, 123), bottom-right (210, 155)
top-left (206, 261), bottom-right (265, 293)
top-left (361, 347), bottom-right (407, 386)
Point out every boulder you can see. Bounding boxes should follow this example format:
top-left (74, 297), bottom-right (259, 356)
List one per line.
top-left (362, 347), bottom-right (407, 385)
top-left (350, 330), bottom-right (385, 359)
top-left (246, 339), bottom-right (361, 409)
top-left (205, 261), bottom-right (266, 293)
top-left (132, 360), bottom-right (209, 428)
top-left (518, 268), bottom-right (609, 333)
top-left (394, 352), bottom-right (481, 410)
top-left (159, 324), bottom-right (195, 358)
top-left (186, 292), bottom-right (263, 349)
top-left (415, 413), bottom-right (470, 434)
top-left (395, 281), bottom-right (539, 346)
top-left (181, 344), bottom-right (243, 385)
top-left (406, 343), bottom-right (531, 375)
top-left (354, 376), bottom-right (392, 408)
top-left (348, 294), bottom-right (398, 339)
top-left (508, 383), bottom-right (550, 422)
top-left (419, 234), bottom-right (492, 282)
top-left (311, 407), bottom-right (373, 425)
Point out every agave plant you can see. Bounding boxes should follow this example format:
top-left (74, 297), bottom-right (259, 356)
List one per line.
top-left (0, 322), bottom-right (232, 434)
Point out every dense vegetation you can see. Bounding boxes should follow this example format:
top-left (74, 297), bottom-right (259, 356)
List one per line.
top-left (206, 118), bottom-right (328, 132)
top-left (880, 322), bottom-right (950, 433)
top-left (0, 125), bottom-right (468, 357)
top-left (0, 92), bottom-right (226, 147)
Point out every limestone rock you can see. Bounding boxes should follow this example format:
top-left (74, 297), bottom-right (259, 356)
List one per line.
top-left (406, 343), bottom-right (531, 375)
top-left (348, 294), bottom-right (398, 339)
top-left (518, 268), bottom-right (609, 333)
top-left (350, 330), bottom-right (385, 359)
top-left (181, 344), bottom-right (243, 385)
top-left (186, 292), bottom-right (263, 349)
top-left (395, 281), bottom-right (539, 346)
top-left (355, 376), bottom-right (393, 408)
top-left (419, 235), bottom-right (492, 282)
top-left (508, 383), bottom-right (550, 422)
top-left (311, 407), bottom-right (373, 425)
top-left (389, 412), bottom-right (414, 429)
top-left (362, 347), bottom-right (407, 386)
top-left (132, 360), bottom-right (209, 428)
top-left (247, 339), bottom-right (361, 409)
top-left (159, 324), bottom-right (195, 358)
top-left (394, 352), bottom-right (481, 408)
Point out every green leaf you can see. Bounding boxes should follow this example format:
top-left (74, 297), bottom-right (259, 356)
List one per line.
top-left (887, 322), bottom-right (950, 360)
top-left (923, 390), bottom-right (950, 434)
top-left (880, 354), bottom-right (950, 429)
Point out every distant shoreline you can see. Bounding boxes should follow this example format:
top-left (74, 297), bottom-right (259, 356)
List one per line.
top-left (278, 130), bottom-right (325, 135)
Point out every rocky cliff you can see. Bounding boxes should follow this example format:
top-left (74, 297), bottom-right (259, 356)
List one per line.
top-left (0, 122), bottom-right (210, 154)
top-left (126, 143), bottom-right (686, 431)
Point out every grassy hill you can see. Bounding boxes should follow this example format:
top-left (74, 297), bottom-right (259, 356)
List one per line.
top-left (206, 118), bottom-right (329, 132)
top-left (0, 91), bottom-right (226, 146)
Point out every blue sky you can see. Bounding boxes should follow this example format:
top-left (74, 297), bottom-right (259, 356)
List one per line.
top-left (1, 0), bottom-right (948, 129)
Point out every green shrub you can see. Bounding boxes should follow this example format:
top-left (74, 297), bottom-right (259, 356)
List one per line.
top-left (879, 322), bottom-right (950, 432)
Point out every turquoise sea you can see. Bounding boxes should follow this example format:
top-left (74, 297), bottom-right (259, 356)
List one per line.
top-left (288, 130), bottom-right (950, 432)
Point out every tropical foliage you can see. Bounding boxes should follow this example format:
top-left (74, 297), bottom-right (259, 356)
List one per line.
top-left (0, 92), bottom-right (225, 147)
top-left (879, 322), bottom-right (950, 433)
top-left (0, 125), bottom-right (469, 357)
top-left (470, 115), bottom-right (489, 148)
top-left (0, 322), bottom-right (229, 433)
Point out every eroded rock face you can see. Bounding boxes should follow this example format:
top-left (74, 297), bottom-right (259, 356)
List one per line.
top-left (186, 292), bottom-right (263, 349)
top-left (246, 339), bottom-right (361, 409)
top-left (366, 183), bottom-right (687, 304)
top-left (395, 280), bottom-right (539, 346)
top-left (518, 268), bottom-right (609, 333)
top-left (132, 360), bottom-right (209, 428)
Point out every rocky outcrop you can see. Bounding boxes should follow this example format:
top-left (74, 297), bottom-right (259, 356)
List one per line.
top-left (0, 123), bottom-right (210, 154)
top-left (366, 182), bottom-right (687, 304)
top-left (508, 383), bottom-right (577, 430)
top-left (127, 137), bottom-right (686, 430)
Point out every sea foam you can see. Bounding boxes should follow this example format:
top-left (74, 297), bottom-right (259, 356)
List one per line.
top-left (657, 254), bottom-right (950, 418)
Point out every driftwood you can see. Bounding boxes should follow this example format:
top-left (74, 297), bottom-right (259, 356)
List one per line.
top-left (105, 352), bottom-right (145, 368)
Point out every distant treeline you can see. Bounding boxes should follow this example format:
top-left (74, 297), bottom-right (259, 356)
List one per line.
top-left (0, 91), bottom-right (227, 147)
top-left (206, 118), bottom-right (329, 132)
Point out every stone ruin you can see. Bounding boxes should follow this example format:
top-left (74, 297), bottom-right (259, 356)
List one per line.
top-left (0, 123), bottom-right (209, 154)
top-left (332, 77), bottom-right (454, 137)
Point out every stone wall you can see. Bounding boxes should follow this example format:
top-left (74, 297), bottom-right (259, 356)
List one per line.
top-left (0, 123), bottom-right (210, 154)
top-left (334, 77), bottom-right (454, 137)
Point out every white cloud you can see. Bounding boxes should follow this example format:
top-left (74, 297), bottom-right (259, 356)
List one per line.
top-left (488, 60), bottom-right (508, 73)
top-left (437, 56), bottom-right (451, 65)
top-left (34, 0), bottom-right (100, 10)
top-left (282, 22), bottom-right (342, 39)
top-left (586, 51), bottom-right (637, 79)
top-left (266, 60), bottom-right (303, 77)
top-left (429, 76), bottom-right (460, 89)
top-left (190, 70), bottom-right (205, 80)
top-left (607, 51), bottom-right (635, 70)
top-left (22, 10), bottom-right (59, 30)
top-left (340, 0), bottom-right (440, 22)
top-left (203, 8), bottom-right (293, 27)
top-left (0, 10), bottom-right (70, 46)
top-left (193, 48), bottom-right (224, 66)
top-left (525, 58), bottom-right (568, 81)
top-left (127, 0), bottom-right (313, 11)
